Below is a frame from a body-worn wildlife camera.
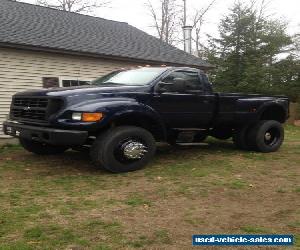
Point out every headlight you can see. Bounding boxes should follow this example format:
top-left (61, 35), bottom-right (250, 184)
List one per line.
top-left (72, 112), bottom-right (104, 122)
top-left (72, 112), bottom-right (82, 121)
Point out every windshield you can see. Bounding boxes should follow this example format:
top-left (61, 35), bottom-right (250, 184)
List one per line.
top-left (92, 67), bottom-right (167, 86)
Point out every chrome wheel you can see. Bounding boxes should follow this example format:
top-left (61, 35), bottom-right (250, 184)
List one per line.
top-left (264, 132), bottom-right (272, 141)
top-left (114, 138), bottom-right (148, 163)
top-left (264, 128), bottom-right (280, 146)
top-left (123, 140), bottom-right (148, 160)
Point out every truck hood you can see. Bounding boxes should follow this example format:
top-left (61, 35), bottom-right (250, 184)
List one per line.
top-left (14, 84), bottom-right (150, 97)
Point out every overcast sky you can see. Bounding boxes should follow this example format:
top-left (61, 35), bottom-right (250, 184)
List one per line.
top-left (22, 0), bottom-right (300, 48)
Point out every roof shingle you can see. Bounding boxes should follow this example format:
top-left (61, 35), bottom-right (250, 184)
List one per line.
top-left (0, 0), bottom-right (211, 68)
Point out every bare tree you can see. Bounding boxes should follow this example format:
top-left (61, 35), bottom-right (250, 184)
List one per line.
top-left (36, 0), bottom-right (110, 13)
top-left (190, 0), bottom-right (217, 57)
top-left (146, 0), bottom-right (180, 45)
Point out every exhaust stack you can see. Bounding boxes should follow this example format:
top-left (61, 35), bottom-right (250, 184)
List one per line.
top-left (183, 25), bottom-right (192, 54)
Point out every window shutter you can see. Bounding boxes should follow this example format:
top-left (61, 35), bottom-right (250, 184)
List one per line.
top-left (42, 77), bottom-right (59, 88)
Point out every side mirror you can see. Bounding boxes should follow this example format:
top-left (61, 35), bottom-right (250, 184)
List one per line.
top-left (155, 81), bottom-right (173, 93)
top-left (172, 78), bottom-right (186, 92)
top-left (156, 78), bottom-right (186, 93)
top-left (173, 77), bottom-right (185, 84)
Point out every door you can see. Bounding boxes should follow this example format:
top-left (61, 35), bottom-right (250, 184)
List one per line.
top-left (149, 70), bottom-right (215, 128)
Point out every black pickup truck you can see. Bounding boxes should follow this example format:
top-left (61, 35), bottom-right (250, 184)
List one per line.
top-left (3, 67), bottom-right (289, 173)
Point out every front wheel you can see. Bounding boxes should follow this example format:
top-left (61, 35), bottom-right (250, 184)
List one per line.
top-left (19, 138), bottom-right (68, 155)
top-left (247, 120), bottom-right (284, 153)
top-left (90, 126), bottom-right (156, 173)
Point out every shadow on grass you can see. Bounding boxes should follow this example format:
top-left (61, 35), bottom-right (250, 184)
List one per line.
top-left (155, 139), bottom-right (237, 162)
top-left (3, 138), bottom-right (241, 177)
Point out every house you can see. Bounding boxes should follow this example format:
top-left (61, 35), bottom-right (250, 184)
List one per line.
top-left (0, 0), bottom-right (211, 138)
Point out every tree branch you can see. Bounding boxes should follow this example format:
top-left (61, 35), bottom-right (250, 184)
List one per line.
top-left (36, 0), bottom-right (110, 13)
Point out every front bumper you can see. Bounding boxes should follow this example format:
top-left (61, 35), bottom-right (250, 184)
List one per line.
top-left (3, 121), bottom-right (88, 146)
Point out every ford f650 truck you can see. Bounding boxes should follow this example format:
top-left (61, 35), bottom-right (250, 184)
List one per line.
top-left (3, 67), bottom-right (289, 173)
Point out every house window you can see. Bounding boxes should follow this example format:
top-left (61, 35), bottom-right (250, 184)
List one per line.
top-left (42, 77), bottom-right (59, 88)
top-left (61, 79), bottom-right (91, 87)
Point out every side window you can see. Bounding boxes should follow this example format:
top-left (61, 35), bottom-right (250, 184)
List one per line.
top-left (162, 70), bottom-right (203, 93)
top-left (163, 72), bottom-right (184, 84)
top-left (183, 71), bottom-right (203, 91)
top-left (200, 73), bottom-right (212, 92)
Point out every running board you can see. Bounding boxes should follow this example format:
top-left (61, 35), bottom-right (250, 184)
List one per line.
top-left (173, 128), bottom-right (208, 131)
top-left (176, 142), bottom-right (209, 146)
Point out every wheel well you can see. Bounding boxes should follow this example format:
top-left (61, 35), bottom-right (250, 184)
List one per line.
top-left (260, 105), bottom-right (286, 123)
top-left (111, 114), bottom-right (166, 140)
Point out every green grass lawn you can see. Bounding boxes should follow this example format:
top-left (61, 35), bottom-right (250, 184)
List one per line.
top-left (0, 126), bottom-right (299, 250)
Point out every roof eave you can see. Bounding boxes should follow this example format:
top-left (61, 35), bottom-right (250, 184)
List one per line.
top-left (0, 42), bottom-right (214, 70)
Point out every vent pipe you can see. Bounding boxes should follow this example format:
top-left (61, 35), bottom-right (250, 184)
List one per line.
top-left (183, 25), bottom-right (192, 54)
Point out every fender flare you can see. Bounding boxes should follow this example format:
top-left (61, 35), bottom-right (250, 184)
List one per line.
top-left (105, 103), bottom-right (167, 140)
top-left (257, 101), bottom-right (287, 122)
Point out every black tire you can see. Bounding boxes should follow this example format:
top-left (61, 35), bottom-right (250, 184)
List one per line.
top-left (90, 126), bottom-right (156, 173)
top-left (233, 125), bottom-right (252, 150)
top-left (247, 120), bottom-right (284, 153)
top-left (19, 138), bottom-right (68, 155)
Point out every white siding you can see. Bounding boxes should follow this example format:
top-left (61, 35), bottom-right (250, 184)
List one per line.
top-left (0, 48), bottom-right (137, 138)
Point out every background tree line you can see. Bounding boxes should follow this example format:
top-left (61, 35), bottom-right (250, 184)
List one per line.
top-left (203, 1), bottom-right (300, 102)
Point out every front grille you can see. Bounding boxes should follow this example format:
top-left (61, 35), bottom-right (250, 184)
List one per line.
top-left (13, 98), bottom-right (48, 108)
top-left (10, 97), bottom-right (63, 123)
top-left (12, 108), bottom-right (47, 121)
